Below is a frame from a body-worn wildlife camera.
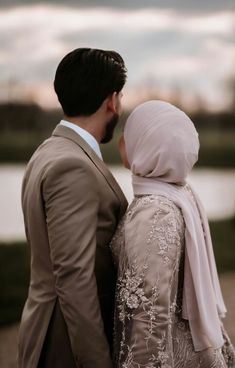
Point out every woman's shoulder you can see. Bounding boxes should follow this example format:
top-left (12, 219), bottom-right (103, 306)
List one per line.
top-left (126, 194), bottom-right (183, 224)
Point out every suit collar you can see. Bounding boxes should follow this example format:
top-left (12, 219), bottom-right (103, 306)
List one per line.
top-left (52, 124), bottom-right (127, 218)
top-left (52, 124), bottom-right (97, 158)
top-left (60, 120), bottom-right (103, 160)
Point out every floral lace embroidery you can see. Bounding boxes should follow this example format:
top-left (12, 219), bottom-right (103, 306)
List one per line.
top-left (110, 195), bottom-right (235, 368)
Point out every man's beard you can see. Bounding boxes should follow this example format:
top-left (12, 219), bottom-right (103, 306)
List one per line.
top-left (101, 113), bottom-right (119, 144)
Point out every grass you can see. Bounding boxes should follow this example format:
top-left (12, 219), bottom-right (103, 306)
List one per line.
top-left (0, 217), bottom-right (235, 326)
top-left (0, 243), bottom-right (30, 325)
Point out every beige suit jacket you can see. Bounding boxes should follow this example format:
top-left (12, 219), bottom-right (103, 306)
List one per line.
top-left (18, 124), bottom-right (128, 368)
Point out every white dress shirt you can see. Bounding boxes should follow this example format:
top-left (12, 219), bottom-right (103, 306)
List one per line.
top-left (60, 119), bottom-right (103, 160)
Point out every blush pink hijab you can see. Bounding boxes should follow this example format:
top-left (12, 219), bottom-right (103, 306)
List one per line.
top-left (124, 100), bottom-right (226, 351)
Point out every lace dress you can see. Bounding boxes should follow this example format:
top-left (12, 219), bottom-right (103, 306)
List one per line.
top-left (110, 195), bottom-right (235, 368)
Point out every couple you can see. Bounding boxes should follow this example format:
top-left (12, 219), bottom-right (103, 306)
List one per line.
top-left (18, 48), bottom-right (235, 368)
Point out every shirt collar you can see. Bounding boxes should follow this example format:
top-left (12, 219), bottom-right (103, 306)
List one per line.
top-left (60, 119), bottom-right (103, 160)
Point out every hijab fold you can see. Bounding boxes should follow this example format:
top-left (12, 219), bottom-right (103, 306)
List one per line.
top-left (124, 100), bottom-right (226, 351)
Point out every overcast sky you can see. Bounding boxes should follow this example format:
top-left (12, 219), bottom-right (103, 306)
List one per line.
top-left (1, 0), bottom-right (235, 12)
top-left (0, 0), bottom-right (235, 110)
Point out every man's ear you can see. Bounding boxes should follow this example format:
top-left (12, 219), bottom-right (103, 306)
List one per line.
top-left (106, 92), bottom-right (118, 113)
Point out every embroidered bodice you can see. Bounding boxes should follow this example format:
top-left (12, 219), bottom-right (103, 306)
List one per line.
top-left (110, 195), bottom-right (235, 368)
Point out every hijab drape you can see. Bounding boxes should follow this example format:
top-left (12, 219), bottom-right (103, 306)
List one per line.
top-left (124, 100), bottom-right (226, 351)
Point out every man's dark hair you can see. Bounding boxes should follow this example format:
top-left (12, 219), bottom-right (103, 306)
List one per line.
top-left (54, 48), bottom-right (127, 117)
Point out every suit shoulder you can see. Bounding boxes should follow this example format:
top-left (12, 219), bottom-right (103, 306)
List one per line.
top-left (24, 135), bottom-right (97, 188)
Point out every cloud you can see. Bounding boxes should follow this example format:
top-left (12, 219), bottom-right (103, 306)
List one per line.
top-left (1, 5), bottom-right (234, 34)
top-left (1, 0), bottom-right (235, 14)
top-left (0, 4), bottom-right (235, 110)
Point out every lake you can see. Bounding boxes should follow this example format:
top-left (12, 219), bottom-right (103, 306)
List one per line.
top-left (0, 164), bottom-right (235, 242)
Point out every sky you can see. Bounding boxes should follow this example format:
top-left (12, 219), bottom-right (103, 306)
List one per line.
top-left (0, 0), bottom-right (235, 111)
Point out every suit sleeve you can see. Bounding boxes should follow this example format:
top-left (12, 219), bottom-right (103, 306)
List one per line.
top-left (43, 157), bottom-right (112, 368)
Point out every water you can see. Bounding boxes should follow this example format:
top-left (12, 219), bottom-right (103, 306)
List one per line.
top-left (0, 164), bottom-right (235, 242)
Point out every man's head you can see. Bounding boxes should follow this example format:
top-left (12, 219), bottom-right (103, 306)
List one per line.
top-left (54, 48), bottom-right (126, 123)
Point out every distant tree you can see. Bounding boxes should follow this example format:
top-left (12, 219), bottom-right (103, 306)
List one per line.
top-left (229, 77), bottom-right (235, 112)
top-left (0, 102), bottom-right (63, 134)
top-left (0, 103), bottom-right (41, 132)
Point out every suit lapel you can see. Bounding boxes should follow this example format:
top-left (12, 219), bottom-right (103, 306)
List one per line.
top-left (52, 124), bottom-right (128, 217)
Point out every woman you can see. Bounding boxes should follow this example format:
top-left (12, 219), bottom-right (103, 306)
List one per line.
top-left (110, 100), bottom-right (235, 367)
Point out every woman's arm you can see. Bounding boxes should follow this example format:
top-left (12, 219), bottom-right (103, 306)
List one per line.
top-left (116, 196), bottom-right (184, 367)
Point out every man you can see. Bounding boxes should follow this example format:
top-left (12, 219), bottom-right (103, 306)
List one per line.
top-left (18, 48), bottom-right (128, 368)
